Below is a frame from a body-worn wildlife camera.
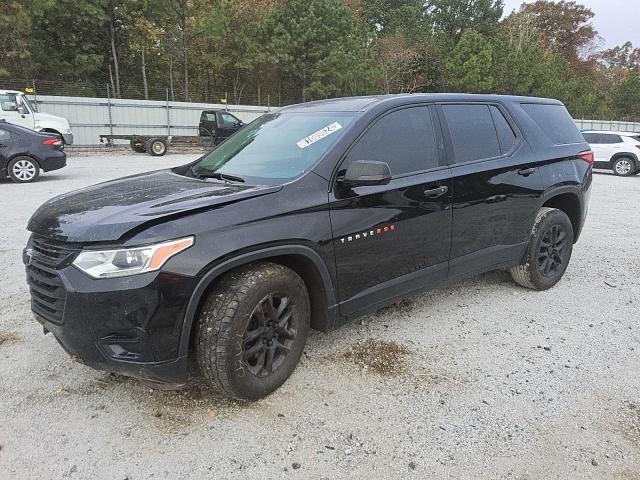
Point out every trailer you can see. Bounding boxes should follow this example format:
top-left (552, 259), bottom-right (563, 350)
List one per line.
top-left (99, 134), bottom-right (215, 156)
top-left (99, 109), bottom-right (246, 156)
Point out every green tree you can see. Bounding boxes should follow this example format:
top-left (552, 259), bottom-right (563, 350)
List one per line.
top-left (263, 0), bottom-right (375, 102)
top-left (447, 29), bottom-right (495, 92)
top-left (426, 0), bottom-right (504, 42)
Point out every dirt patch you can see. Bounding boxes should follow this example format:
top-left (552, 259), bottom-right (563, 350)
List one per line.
top-left (338, 338), bottom-right (413, 376)
top-left (0, 331), bottom-right (19, 346)
top-left (618, 401), bottom-right (640, 446)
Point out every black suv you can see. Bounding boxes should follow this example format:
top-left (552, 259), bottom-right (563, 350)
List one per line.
top-left (24, 94), bottom-right (592, 400)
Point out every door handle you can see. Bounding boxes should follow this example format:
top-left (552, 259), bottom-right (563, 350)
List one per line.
top-left (423, 185), bottom-right (449, 198)
top-left (518, 167), bottom-right (536, 176)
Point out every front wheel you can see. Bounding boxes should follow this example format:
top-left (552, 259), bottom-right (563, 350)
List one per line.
top-left (510, 207), bottom-right (574, 290)
top-left (612, 157), bottom-right (636, 177)
top-left (195, 262), bottom-right (310, 401)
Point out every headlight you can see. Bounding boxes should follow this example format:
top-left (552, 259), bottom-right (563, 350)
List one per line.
top-left (72, 237), bottom-right (194, 278)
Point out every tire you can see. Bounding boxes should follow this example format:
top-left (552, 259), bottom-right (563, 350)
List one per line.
top-left (129, 139), bottom-right (146, 153)
top-left (510, 207), bottom-right (574, 290)
top-left (146, 138), bottom-right (167, 156)
top-left (8, 156), bottom-right (40, 183)
top-left (195, 262), bottom-right (310, 401)
top-left (612, 157), bottom-right (636, 177)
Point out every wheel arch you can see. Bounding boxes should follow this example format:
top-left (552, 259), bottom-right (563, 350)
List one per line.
top-left (40, 128), bottom-right (63, 139)
top-left (9, 153), bottom-right (41, 169)
top-left (178, 245), bottom-right (339, 358)
top-left (539, 188), bottom-right (582, 242)
top-left (610, 152), bottom-right (639, 170)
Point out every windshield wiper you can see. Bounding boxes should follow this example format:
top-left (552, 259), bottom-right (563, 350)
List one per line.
top-left (190, 166), bottom-right (245, 183)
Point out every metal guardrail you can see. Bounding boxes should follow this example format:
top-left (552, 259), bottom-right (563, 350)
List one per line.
top-left (29, 94), bottom-right (271, 146)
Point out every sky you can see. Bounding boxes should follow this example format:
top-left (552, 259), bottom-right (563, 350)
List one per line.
top-left (501, 0), bottom-right (639, 50)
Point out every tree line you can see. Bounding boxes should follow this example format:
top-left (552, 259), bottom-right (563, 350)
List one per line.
top-left (1, 0), bottom-right (639, 120)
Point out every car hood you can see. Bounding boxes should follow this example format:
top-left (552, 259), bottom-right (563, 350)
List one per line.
top-left (34, 111), bottom-right (71, 129)
top-left (27, 169), bottom-right (282, 242)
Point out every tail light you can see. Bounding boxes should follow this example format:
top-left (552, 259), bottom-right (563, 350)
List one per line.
top-left (578, 151), bottom-right (594, 165)
top-left (43, 138), bottom-right (62, 146)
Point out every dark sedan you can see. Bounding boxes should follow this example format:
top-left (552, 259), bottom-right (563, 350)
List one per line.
top-left (0, 119), bottom-right (66, 183)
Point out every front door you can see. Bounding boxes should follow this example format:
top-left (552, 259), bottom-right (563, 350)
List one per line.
top-left (437, 103), bottom-right (543, 278)
top-left (216, 111), bottom-right (243, 141)
top-left (0, 93), bottom-right (34, 130)
top-left (329, 105), bottom-right (452, 315)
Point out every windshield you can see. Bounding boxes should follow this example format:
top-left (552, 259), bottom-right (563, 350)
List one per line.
top-left (190, 112), bottom-right (355, 182)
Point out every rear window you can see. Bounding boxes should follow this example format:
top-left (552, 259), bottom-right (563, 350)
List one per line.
top-left (521, 103), bottom-right (583, 145)
top-left (489, 105), bottom-right (516, 153)
top-left (442, 104), bottom-right (501, 163)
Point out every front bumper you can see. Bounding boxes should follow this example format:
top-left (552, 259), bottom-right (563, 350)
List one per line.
top-left (24, 245), bottom-right (198, 385)
top-left (62, 133), bottom-right (74, 145)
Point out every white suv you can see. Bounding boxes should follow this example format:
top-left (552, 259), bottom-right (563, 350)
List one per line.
top-left (582, 130), bottom-right (640, 177)
top-left (0, 90), bottom-right (73, 144)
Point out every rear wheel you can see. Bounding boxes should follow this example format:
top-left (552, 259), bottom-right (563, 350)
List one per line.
top-left (510, 207), bottom-right (574, 290)
top-left (8, 156), bottom-right (40, 183)
top-left (146, 138), bottom-right (167, 156)
top-left (195, 262), bottom-right (310, 401)
top-left (612, 157), bottom-right (636, 176)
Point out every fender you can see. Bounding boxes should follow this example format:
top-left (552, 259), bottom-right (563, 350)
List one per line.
top-left (177, 244), bottom-right (339, 357)
top-left (610, 151), bottom-right (639, 169)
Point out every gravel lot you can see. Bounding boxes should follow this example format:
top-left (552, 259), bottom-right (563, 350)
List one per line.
top-left (1, 152), bottom-right (639, 479)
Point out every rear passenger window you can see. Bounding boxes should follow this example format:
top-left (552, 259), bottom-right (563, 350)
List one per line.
top-left (346, 106), bottom-right (437, 175)
top-left (521, 103), bottom-right (583, 145)
top-left (489, 106), bottom-right (516, 153)
top-left (442, 104), bottom-right (501, 163)
top-left (0, 128), bottom-right (9, 141)
top-left (599, 134), bottom-right (622, 144)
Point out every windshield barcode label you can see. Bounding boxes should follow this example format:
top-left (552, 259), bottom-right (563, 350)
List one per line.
top-left (297, 122), bottom-right (343, 149)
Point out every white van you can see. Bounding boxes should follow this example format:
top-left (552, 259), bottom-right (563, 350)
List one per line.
top-left (0, 90), bottom-right (73, 144)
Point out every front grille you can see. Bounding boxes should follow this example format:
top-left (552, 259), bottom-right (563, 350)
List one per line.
top-left (26, 235), bottom-right (81, 324)
top-left (30, 236), bottom-right (78, 268)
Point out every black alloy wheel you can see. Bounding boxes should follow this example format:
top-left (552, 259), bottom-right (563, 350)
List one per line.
top-left (243, 293), bottom-right (297, 377)
top-left (537, 224), bottom-right (569, 277)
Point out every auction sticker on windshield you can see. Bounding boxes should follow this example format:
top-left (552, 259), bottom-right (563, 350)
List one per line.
top-left (297, 122), bottom-right (343, 149)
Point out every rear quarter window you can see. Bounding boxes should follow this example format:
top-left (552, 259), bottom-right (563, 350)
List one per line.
top-left (521, 103), bottom-right (584, 145)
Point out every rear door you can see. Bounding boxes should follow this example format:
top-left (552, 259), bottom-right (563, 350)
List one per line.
top-left (437, 103), bottom-right (543, 278)
top-left (198, 111), bottom-right (217, 137)
top-left (0, 126), bottom-right (14, 173)
top-left (330, 105), bottom-right (453, 315)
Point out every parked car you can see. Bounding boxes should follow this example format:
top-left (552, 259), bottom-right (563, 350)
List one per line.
top-left (0, 89), bottom-right (74, 144)
top-left (582, 130), bottom-right (640, 176)
top-left (1, 119), bottom-right (66, 183)
top-left (24, 94), bottom-right (592, 400)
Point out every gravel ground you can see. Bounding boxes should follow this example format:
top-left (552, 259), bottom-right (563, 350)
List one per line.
top-left (1, 152), bottom-right (639, 480)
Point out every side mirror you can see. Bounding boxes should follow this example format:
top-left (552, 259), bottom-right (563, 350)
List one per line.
top-left (339, 160), bottom-right (392, 187)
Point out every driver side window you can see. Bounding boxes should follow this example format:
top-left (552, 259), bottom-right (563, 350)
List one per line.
top-left (344, 106), bottom-right (438, 177)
